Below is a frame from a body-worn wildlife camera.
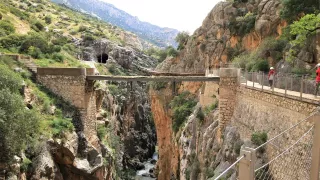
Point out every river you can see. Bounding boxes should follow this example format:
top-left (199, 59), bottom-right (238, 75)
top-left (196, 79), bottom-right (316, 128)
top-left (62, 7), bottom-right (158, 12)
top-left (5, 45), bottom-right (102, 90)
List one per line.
top-left (135, 153), bottom-right (158, 180)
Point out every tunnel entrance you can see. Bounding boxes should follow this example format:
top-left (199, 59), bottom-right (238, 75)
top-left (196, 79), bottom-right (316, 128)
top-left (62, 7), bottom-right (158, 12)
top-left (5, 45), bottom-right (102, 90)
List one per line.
top-left (97, 53), bottom-right (108, 64)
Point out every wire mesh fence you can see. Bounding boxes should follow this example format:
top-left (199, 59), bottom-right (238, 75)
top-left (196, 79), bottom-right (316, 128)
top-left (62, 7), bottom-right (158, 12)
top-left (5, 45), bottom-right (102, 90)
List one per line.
top-left (254, 125), bottom-right (314, 180)
top-left (242, 71), bottom-right (318, 99)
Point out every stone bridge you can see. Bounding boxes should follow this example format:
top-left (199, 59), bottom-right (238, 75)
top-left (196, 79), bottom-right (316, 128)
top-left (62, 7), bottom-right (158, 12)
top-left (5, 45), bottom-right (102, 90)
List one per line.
top-left (36, 68), bottom-right (221, 140)
top-left (36, 68), bottom-right (319, 141)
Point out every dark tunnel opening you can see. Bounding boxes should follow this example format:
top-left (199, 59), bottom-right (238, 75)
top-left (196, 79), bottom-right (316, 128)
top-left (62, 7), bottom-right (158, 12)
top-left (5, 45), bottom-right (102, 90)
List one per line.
top-left (97, 53), bottom-right (109, 64)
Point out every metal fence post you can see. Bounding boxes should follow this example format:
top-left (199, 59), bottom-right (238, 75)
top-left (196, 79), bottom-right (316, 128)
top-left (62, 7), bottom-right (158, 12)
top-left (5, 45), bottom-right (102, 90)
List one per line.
top-left (253, 72), bottom-right (255, 88)
top-left (291, 75), bottom-right (293, 90)
top-left (285, 75), bottom-right (288, 97)
top-left (300, 76), bottom-right (304, 100)
top-left (309, 113), bottom-right (320, 180)
top-left (246, 71), bottom-right (248, 87)
top-left (239, 147), bottom-right (256, 180)
top-left (262, 73), bottom-right (264, 91)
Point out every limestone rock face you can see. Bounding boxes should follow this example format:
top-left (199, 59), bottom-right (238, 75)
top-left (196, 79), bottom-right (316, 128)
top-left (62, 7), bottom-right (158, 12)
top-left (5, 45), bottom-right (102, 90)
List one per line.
top-left (157, 0), bottom-right (284, 74)
top-left (83, 39), bottom-right (158, 70)
top-left (103, 81), bottom-right (156, 171)
top-left (177, 106), bottom-right (244, 180)
top-left (31, 144), bottom-right (63, 180)
top-left (32, 132), bottom-right (110, 180)
top-left (255, 0), bottom-right (282, 38)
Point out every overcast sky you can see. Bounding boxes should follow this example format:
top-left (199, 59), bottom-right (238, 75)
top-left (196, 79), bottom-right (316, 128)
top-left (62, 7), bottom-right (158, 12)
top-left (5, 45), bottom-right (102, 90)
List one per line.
top-left (101, 0), bottom-right (221, 33)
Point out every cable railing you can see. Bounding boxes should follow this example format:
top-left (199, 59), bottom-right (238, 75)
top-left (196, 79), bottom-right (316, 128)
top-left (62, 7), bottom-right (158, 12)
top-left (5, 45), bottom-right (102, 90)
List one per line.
top-left (214, 155), bottom-right (244, 180)
top-left (254, 126), bottom-right (314, 180)
top-left (242, 71), bottom-right (318, 100)
top-left (212, 112), bottom-right (320, 180)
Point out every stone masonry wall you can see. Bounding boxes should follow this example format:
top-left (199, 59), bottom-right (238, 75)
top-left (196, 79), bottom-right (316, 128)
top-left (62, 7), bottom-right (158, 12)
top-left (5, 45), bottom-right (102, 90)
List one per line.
top-left (231, 85), bottom-right (317, 141)
top-left (218, 69), bottom-right (240, 136)
top-left (37, 68), bottom-right (97, 141)
top-left (231, 86), bottom-right (318, 180)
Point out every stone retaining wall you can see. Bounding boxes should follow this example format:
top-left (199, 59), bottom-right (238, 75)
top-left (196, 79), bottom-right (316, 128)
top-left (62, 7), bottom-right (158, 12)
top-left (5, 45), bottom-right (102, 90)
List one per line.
top-left (37, 68), bottom-right (97, 140)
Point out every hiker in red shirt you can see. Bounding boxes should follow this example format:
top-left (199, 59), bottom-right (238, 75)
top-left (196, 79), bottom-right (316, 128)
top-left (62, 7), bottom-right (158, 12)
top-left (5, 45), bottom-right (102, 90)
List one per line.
top-left (315, 64), bottom-right (320, 96)
top-left (268, 67), bottom-right (275, 87)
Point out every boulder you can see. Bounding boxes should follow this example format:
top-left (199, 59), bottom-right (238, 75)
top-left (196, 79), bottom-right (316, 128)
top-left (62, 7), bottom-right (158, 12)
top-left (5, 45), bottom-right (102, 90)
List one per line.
top-left (31, 143), bottom-right (63, 180)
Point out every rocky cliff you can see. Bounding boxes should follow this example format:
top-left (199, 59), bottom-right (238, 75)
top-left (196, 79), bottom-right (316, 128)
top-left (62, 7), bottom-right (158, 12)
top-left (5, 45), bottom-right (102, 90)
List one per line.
top-left (157, 0), bottom-right (318, 74)
top-left (152, 0), bottom-right (319, 179)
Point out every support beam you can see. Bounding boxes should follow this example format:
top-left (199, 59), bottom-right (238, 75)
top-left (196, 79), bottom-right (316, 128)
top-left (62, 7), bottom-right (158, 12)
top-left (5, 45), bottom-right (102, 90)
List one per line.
top-left (87, 75), bottom-right (220, 82)
top-left (310, 113), bottom-right (320, 180)
top-left (172, 81), bottom-right (176, 96)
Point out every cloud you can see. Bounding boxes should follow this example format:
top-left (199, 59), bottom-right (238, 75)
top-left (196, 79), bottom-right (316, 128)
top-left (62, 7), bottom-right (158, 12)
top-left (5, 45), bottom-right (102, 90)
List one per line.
top-left (101, 0), bottom-right (221, 33)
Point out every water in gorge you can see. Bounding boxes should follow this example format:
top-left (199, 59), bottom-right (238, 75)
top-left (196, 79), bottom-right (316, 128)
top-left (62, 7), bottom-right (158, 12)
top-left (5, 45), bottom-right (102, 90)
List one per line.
top-left (135, 152), bottom-right (158, 180)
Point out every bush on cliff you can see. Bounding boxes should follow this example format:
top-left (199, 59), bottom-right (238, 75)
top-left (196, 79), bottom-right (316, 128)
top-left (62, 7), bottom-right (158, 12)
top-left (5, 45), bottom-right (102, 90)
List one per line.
top-left (170, 91), bottom-right (197, 132)
top-left (251, 132), bottom-right (268, 146)
top-left (0, 20), bottom-right (15, 37)
top-left (281, 0), bottom-right (319, 22)
top-left (0, 64), bottom-right (39, 162)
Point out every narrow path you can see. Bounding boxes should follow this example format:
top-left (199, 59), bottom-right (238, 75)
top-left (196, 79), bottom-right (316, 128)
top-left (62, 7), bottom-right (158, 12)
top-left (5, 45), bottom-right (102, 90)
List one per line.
top-left (243, 81), bottom-right (319, 102)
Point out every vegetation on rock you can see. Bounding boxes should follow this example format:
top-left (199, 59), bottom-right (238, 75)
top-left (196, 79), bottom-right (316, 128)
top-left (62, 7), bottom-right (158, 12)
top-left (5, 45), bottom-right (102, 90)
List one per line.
top-left (170, 91), bottom-right (197, 132)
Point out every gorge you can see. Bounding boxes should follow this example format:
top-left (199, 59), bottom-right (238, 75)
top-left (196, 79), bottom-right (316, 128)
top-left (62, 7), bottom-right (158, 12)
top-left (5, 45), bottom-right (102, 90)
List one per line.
top-left (0, 0), bottom-right (319, 179)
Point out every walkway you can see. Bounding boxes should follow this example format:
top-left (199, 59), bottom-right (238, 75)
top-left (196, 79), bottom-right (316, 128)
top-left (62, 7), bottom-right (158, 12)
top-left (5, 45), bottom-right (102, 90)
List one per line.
top-left (87, 75), bottom-right (220, 82)
top-left (242, 80), bottom-right (320, 103)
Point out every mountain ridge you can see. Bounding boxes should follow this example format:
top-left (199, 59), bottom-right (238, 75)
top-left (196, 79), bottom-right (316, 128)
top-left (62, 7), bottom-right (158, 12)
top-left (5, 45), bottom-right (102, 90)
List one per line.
top-left (51, 0), bottom-right (179, 48)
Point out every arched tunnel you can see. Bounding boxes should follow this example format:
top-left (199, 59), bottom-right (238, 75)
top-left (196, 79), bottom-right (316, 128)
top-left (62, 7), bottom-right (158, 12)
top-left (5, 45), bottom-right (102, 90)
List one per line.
top-left (97, 53), bottom-right (109, 64)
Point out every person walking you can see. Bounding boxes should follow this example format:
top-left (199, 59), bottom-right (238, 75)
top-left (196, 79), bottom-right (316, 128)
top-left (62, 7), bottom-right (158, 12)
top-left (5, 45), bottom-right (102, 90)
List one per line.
top-left (268, 67), bottom-right (275, 88)
top-left (315, 63), bottom-right (320, 96)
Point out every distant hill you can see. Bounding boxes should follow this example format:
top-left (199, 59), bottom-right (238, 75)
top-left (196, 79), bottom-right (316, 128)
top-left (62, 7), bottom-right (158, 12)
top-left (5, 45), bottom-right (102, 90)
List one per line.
top-left (51, 0), bottom-right (179, 48)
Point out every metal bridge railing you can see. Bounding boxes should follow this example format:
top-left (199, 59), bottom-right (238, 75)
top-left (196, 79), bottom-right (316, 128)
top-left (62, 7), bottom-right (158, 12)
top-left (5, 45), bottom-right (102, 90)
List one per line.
top-left (242, 71), bottom-right (318, 100)
top-left (214, 112), bottom-right (320, 180)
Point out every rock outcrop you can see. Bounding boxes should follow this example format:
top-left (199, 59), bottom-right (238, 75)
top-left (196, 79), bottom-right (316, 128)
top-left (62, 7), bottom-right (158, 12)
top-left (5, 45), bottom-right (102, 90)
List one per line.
top-left (83, 39), bottom-right (158, 71)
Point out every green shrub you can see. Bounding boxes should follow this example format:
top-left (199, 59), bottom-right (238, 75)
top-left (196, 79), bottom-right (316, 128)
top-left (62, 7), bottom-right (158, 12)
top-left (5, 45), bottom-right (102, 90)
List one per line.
top-left (280, 0), bottom-right (319, 22)
top-left (97, 124), bottom-right (107, 140)
top-left (196, 108), bottom-right (205, 122)
top-left (0, 89), bottom-right (40, 162)
top-left (204, 100), bottom-right (218, 114)
top-left (52, 53), bottom-right (64, 62)
top-left (0, 21), bottom-right (15, 37)
top-left (78, 25), bottom-right (88, 32)
top-left (27, 46), bottom-right (43, 59)
top-left (32, 21), bottom-right (45, 32)
top-left (175, 31), bottom-right (190, 50)
top-left (228, 13), bottom-right (256, 36)
top-left (289, 14), bottom-right (320, 46)
top-left (9, 7), bottom-right (29, 20)
top-left (166, 46), bottom-right (178, 57)
top-left (170, 91), bottom-right (197, 132)
top-left (20, 158), bottom-right (32, 172)
top-left (50, 118), bottom-right (74, 137)
top-left (0, 34), bottom-right (27, 48)
top-left (251, 59), bottom-right (269, 72)
top-left (251, 132), bottom-right (268, 146)
top-left (0, 64), bottom-right (23, 93)
top-left (44, 15), bottom-right (52, 24)
top-left (20, 34), bottom-right (49, 54)
top-left (82, 33), bottom-right (96, 42)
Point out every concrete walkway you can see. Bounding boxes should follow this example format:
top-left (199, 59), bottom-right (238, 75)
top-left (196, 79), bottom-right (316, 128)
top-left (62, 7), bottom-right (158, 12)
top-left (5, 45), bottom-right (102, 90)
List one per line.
top-left (242, 81), bottom-right (320, 102)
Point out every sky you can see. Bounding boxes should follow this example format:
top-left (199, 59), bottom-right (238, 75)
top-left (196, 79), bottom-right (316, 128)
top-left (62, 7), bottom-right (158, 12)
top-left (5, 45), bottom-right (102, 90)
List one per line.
top-left (101, 0), bottom-right (221, 33)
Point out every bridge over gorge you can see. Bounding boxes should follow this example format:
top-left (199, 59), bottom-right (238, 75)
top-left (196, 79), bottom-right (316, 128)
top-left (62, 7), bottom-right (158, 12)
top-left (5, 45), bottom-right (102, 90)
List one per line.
top-left (35, 67), bottom-right (320, 179)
